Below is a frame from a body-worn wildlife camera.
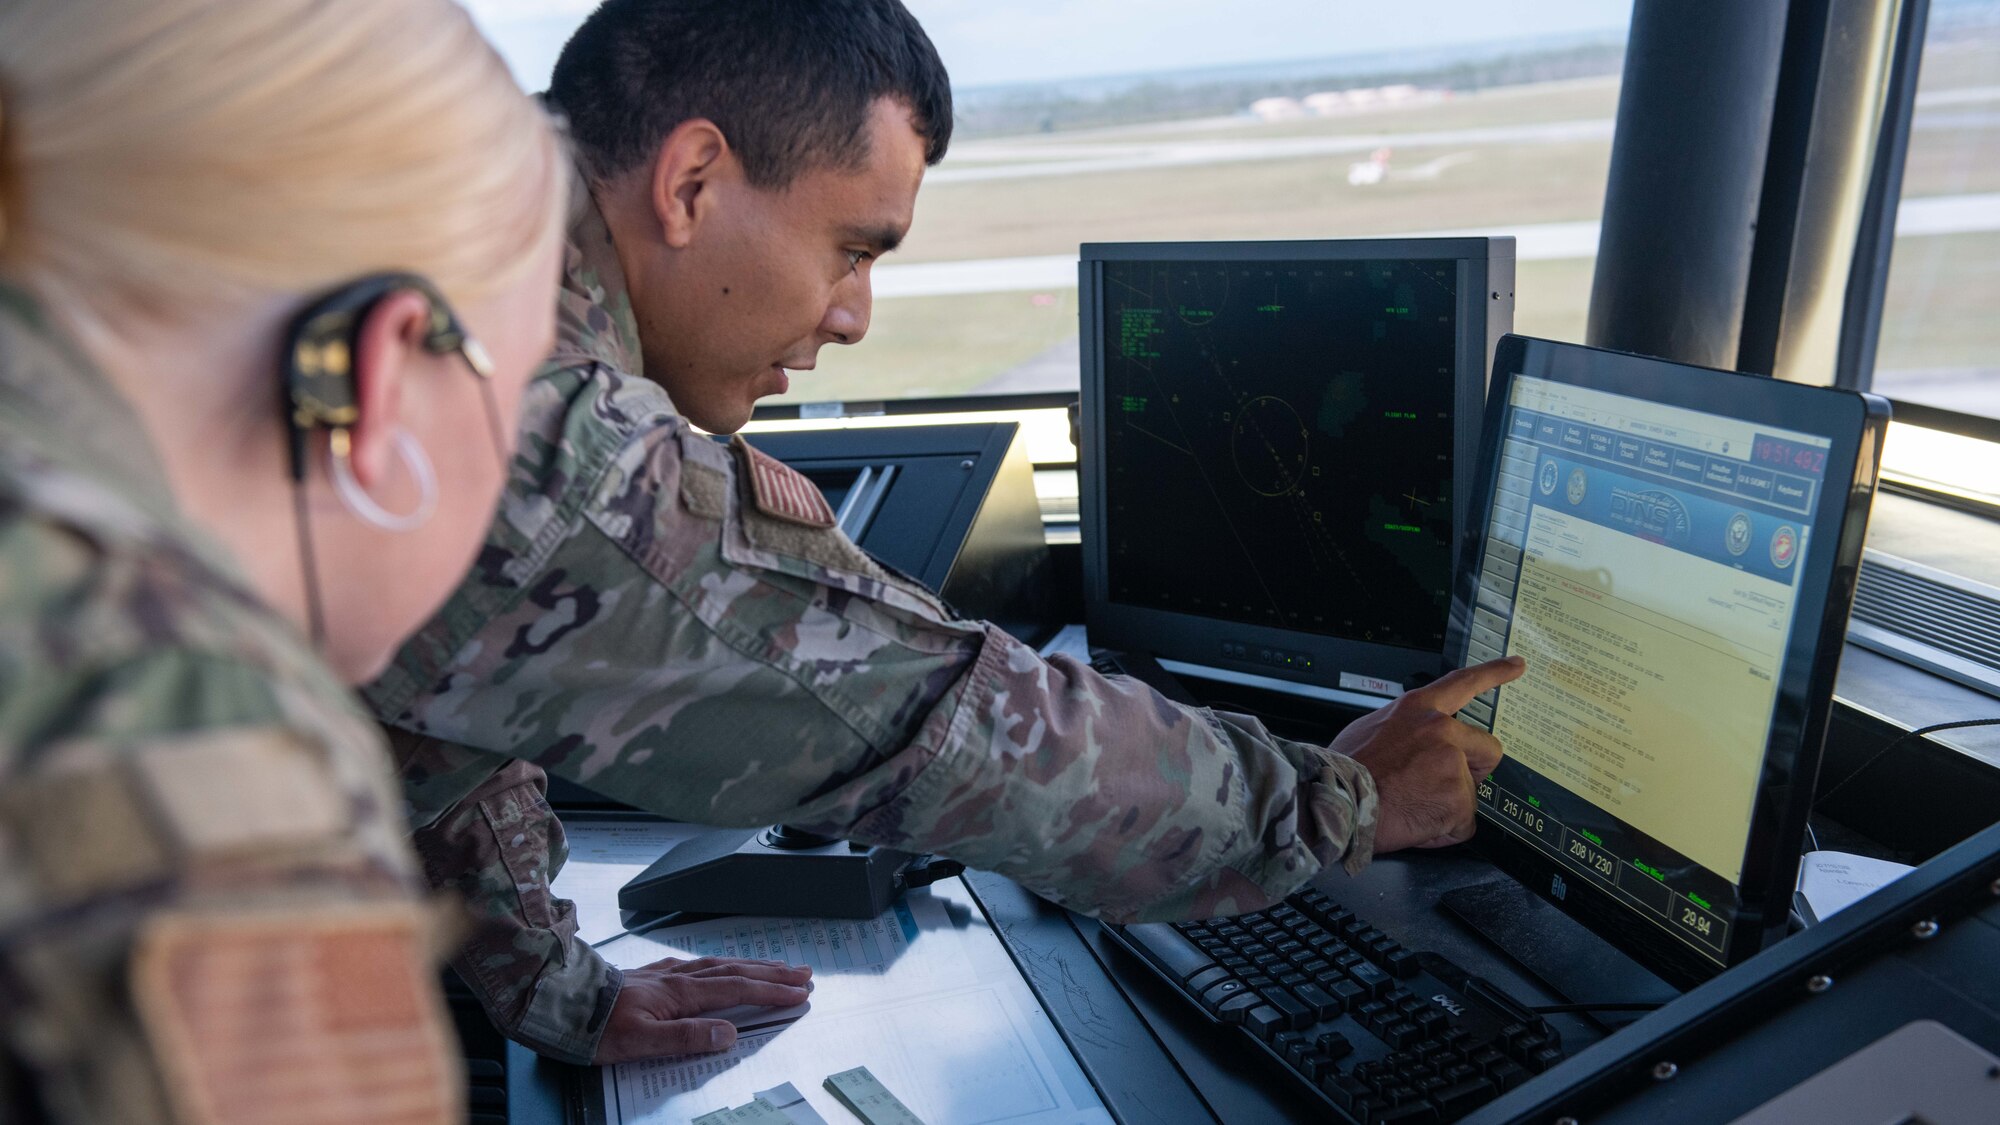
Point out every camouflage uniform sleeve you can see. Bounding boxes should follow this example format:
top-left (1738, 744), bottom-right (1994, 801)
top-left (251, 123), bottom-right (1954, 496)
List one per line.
top-left (819, 630), bottom-right (1381, 922)
top-left (0, 658), bottom-right (462, 1124)
top-left (402, 747), bottom-right (620, 1065)
top-left (374, 415), bottom-right (1378, 933)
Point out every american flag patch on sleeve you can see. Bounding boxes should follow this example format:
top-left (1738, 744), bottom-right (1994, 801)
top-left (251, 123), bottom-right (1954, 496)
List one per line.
top-left (733, 435), bottom-right (837, 528)
top-left (131, 903), bottom-right (462, 1125)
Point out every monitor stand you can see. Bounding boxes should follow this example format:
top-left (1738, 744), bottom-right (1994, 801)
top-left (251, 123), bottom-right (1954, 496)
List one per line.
top-left (1439, 878), bottom-right (1679, 1021)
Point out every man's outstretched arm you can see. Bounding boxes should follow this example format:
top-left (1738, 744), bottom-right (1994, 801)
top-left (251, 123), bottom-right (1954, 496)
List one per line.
top-left (372, 392), bottom-right (1515, 1058)
top-left (377, 412), bottom-right (1515, 914)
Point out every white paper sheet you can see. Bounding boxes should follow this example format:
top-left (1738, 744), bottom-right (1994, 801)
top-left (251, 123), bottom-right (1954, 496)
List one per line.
top-left (1037, 623), bottom-right (1090, 664)
top-left (1797, 850), bottom-right (1914, 921)
top-left (548, 819), bottom-right (709, 946)
top-left (594, 879), bottom-right (1110, 1125)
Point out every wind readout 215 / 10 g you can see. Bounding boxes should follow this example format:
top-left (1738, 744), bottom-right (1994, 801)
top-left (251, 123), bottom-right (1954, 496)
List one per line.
top-left (1492, 784), bottom-right (1554, 840)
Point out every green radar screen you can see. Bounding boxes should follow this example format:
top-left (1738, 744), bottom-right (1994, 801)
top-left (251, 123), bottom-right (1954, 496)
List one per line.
top-left (1101, 259), bottom-right (1456, 648)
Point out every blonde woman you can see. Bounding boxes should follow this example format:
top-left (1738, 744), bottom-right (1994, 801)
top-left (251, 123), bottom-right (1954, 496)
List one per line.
top-left (0, 1), bottom-right (576, 1121)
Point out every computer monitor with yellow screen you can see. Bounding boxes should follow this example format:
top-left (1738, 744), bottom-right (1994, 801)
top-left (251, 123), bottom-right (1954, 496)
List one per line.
top-left (1450, 335), bottom-right (1888, 988)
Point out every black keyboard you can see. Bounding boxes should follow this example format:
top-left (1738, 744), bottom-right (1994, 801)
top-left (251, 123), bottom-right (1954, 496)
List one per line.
top-left (1106, 887), bottom-right (1563, 1123)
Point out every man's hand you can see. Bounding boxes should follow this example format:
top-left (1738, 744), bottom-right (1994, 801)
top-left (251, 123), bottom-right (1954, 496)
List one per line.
top-left (591, 956), bottom-right (813, 1064)
top-left (1333, 656), bottom-right (1526, 854)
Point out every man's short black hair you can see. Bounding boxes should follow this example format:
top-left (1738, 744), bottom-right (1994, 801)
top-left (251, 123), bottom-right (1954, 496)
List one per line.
top-left (550, 0), bottom-right (953, 189)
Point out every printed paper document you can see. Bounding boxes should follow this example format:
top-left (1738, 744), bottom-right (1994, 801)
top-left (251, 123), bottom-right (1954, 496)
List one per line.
top-left (594, 878), bottom-right (1110, 1125)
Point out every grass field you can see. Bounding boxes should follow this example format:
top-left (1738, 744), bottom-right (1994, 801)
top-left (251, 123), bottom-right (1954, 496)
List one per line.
top-left (1878, 230), bottom-right (2000, 374)
top-left (789, 289), bottom-right (1080, 401)
top-left (778, 36), bottom-right (2000, 408)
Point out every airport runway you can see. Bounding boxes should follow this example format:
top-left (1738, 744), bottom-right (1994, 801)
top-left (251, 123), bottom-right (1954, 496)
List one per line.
top-left (873, 192), bottom-right (2000, 299)
top-left (933, 84), bottom-right (2000, 185)
top-left (931, 118), bottom-right (1616, 184)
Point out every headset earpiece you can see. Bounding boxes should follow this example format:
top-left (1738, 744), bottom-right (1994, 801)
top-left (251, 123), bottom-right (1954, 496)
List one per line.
top-left (280, 272), bottom-right (473, 481)
top-left (279, 271), bottom-right (496, 648)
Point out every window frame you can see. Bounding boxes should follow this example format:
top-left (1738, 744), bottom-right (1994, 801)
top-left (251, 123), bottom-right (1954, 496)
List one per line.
top-left (1849, 0), bottom-right (2000, 521)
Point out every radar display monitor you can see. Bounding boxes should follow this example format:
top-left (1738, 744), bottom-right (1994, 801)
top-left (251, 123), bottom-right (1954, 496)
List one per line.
top-left (1451, 335), bottom-right (1888, 988)
top-left (1080, 238), bottom-right (1514, 700)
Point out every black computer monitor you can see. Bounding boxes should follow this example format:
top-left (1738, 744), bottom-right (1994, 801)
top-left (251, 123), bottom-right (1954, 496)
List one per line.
top-left (1079, 238), bottom-right (1513, 700)
top-left (1450, 335), bottom-right (1889, 989)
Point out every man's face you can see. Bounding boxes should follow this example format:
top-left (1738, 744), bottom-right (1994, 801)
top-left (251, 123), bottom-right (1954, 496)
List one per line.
top-left (639, 97), bottom-right (926, 433)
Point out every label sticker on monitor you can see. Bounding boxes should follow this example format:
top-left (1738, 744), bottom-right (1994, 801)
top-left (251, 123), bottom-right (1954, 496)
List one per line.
top-left (1339, 672), bottom-right (1405, 697)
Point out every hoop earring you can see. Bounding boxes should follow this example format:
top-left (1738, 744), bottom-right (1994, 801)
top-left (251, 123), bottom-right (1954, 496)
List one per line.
top-left (329, 427), bottom-right (437, 532)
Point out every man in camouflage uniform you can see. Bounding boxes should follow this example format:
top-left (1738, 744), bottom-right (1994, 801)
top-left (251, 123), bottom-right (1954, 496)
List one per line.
top-left (369, 0), bottom-right (1519, 1066)
top-left (0, 287), bottom-right (464, 1123)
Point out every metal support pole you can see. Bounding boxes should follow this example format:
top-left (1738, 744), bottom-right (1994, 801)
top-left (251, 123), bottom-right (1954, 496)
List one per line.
top-left (1740, 0), bottom-right (1925, 387)
top-left (1587, 0), bottom-right (1792, 369)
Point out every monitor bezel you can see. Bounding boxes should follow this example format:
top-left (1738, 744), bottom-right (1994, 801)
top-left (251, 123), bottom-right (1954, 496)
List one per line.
top-left (1450, 333), bottom-right (1889, 990)
top-left (1079, 238), bottom-right (1513, 697)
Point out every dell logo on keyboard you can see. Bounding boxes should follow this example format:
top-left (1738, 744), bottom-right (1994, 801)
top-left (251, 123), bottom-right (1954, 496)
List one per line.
top-left (1431, 994), bottom-right (1465, 1016)
top-left (1551, 874), bottom-right (1568, 901)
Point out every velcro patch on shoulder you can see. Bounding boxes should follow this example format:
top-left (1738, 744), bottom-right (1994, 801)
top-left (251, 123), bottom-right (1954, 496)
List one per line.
top-left (732, 435), bottom-right (836, 528)
top-left (130, 727), bottom-right (349, 860)
top-left (681, 460), bottom-right (729, 521)
top-left (132, 903), bottom-right (462, 1125)
top-left (0, 757), bottom-right (170, 901)
top-left (670, 424), bottom-right (732, 522)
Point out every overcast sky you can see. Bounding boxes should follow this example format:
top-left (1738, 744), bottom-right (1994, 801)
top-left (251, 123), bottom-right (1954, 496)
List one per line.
top-left (462, 0), bottom-right (1634, 91)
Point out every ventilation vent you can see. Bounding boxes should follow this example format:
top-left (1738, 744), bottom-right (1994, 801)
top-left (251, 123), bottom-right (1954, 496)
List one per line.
top-left (1849, 551), bottom-right (2000, 699)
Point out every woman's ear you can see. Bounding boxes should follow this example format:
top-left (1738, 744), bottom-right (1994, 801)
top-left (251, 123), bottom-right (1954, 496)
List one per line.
top-left (345, 288), bottom-right (434, 488)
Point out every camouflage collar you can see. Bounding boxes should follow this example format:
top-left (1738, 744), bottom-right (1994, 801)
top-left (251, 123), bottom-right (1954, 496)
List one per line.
top-left (546, 171), bottom-right (648, 384)
top-left (0, 282), bottom-right (181, 522)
